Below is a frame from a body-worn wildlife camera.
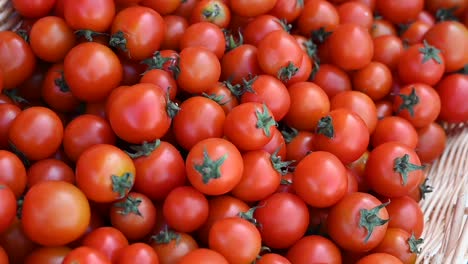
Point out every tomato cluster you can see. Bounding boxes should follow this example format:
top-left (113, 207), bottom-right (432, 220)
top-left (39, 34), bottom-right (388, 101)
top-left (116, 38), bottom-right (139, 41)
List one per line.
top-left (0, 0), bottom-right (467, 263)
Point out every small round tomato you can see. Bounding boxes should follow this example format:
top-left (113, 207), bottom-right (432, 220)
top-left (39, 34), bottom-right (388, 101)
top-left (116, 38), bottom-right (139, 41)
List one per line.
top-left (256, 30), bottom-right (304, 82)
top-left (151, 229), bottom-right (199, 264)
top-left (370, 19), bottom-right (397, 38)
top-left (269, 0), bottom-right (303, 23)
top-left (22, 181), bottom-right (91, 246)
top-left (352, 62), bottom-right (392, 101)
top-left (286, 235), bottom-right (342, 264)
top-left (25, 246), bottom-right (71, 264)
top-left (284, 130), bottom-right (314, 164)
top-left (9, 107), bottom-right (63, 161)
top-left (221, 44), bottom-right (262, 85)
top-left (209, 217), bottom-right (262, 264)
top-left (311, 64), bottom-right (352, 99)
top-left (230, 0), bottom-right (276, 17)
top-left (110, 6), bottom-right (165, 60)
top-left (110, 192), bottom-right (157, 241)
top-left (327, 192), bottom-right (389, 252)
top-left (116, 243), bottom-right (159, 264)
top-left (257, 253), bottom-right (291, 264)
top-left (140, 0), bottom-right (181, 15)
top-left (224, 102), bottom-right (277, 151)
top-left (27, 158), bottom-right (75, 187)
top-left (62, 247), bottom-right (111, 264)
top-left (64, 42), bottom-right (123, 102)
top-left (372, 35), bottom-right (404, 71)
top-left (400, 21), bottom-right (431, 45)
top-left (173, 96), bottom-right (226, 150)
top-left (261, 127), bottom-right (287, 158)
top-left (365, 142), bottom-right (424, 198)
top-left (42, 63), bottom-right (81, 113)
top-left (203, 82), bottom-right (239, 115)
top-left (131, 140), bottom-right (186, 201)
top-left (331, 91), bottom-right (378, 133)
top-left (75, 144), bottom-right (136, 203)
top-left (12, 0), bottom-right (56, 18)
top-left (186, 138), bottom-right (243, 195)
top-left (371, 228), bottom-right (422, 264)
top-left (376, 0), bottom-right (423, 24)
top-left (328, 23), bottom-right (373, 71)
top-left (63, 0), bottom-right (115, 32)
top-left (337, 1), bottom-right (373, 29)
top-left (254, 192), bottom-right (310, 249)
top-left (240, 75), bottom-right (291, 121)
top-left (163, 186), bottom-right (209, 233)
top-left (243, 15), bottom-right (287, 46)
top-left (0, 31), bottom-right (36, 89)
top-left (393, 83), bottom-right (441, 128)
top-left (371, 116), bottom-right (419, 149)
top-left (398, 42), bottom-right (445, 86)
top-left (297, 0), bottom-right (339, 35)
top-left (294, 151), bottom-right (348, 208)
top-left (178, 248), bottom-right (228, 264)
top-left (180, 22), bottom-right (225, 59)
top-left (0, 104), bottom-right (21, 149)
top-left (140, 69), bottom-right (178, 100)
top-left (0, 151), bottom-right (27, 198)
top-left (313, 108), bottom-right (370, 164)
top-left (0, 185), bottom-right (16, 234)
top-left (356, 253), bottom-right (404, 264)
top-left (177, 47), bottom-right (221, 94)
top-left (161, 15), bottom-right (188, 51)
top-left (82, 227), bottom-right (128, 262)
top-left (385, 196), bottom-right (424, 238)
top-left (436, 73), bottom-right (468, 123)
top-left (415, 122), bottom-right (447, 164)
top-left (63, 114), bottom-right (116, 162)
top-left (191, 0), bottom-right (231, 28)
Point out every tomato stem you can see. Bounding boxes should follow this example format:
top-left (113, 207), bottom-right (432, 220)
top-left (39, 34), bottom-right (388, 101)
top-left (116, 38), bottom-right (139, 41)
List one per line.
top-left (223, 29), bottom-right (244, 51)
top-left (359, 201), bottom-right (390, 243)
top-left (16, 29), bottom-right (29, 43)
top-left (193, 149), bottom-right (228, 184)
top-left (166, 87), bottom-right (180, 118)
top-left (280, 125), bottom-right (299, 143)
top-left (8, 140), bottom-right (30, 167)
top-left (408, 233), bottom-right (424, 254)
top-left (278, 62), bottom-right (299, 82)
top-left (3, 89), bottom-right (29, 105)
top-left (126, 140), bottom-right (161, 159)
top-left (419, 40), bottom-right (443, 64)
top-left (255, 104), bottom-right (276, 137)
top-left (270, 149), bottom-right (294, 175)
top-left (239, 206), bottom-right (261, 226)
top-left (75, 30), bottom-right (109, 42)
top-left (202, 92), bottom-right (229, 106)
top-left (111, 172), bottom-right (134, 199)
top-left (202, 3), bottom-right (221, 19)
top-left (151, 226), bottom-right (181, 244)
top-left (435, 7), bottom-right (459, 22)
top-left (458, 64), bottom-right (468, 75)
top-left (316, 116), bottom-right (334, 138)
top-left (396, 86), bottom-right (419, 117)
top-left (54, 70), bottom-right (70, 93)
top-left (114, 196), bottom-right (142, 216)
top-left (419, 177), bottom-right (433, 200)
top-left (16, 196), bottom-right (24, 219)
top-left (311, 27), bottom-right (332, 45)
top-left (109, 30), bottom-right (128, 52)
top-left (277, 18), bottom-right (293, 33)
top-left (393, 154), bottom-right (425, 185)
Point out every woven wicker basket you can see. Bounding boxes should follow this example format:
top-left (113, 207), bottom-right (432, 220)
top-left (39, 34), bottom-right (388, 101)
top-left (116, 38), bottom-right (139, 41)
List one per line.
top-left (0, 1), bottom-right (466, 263)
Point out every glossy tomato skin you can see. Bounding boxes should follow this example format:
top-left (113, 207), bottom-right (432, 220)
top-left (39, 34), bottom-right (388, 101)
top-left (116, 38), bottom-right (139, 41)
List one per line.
top-left (352, 62), bottom-right (393, 101)
top-left (297, 0), bottom-right (339, 35)
top-left (0, 185), bottom-right (16, 234)
top-left (190, 0), bottom-right (231, 28)
top-left (311, 64), bottom-right (352, 99)
top-left (64, 42), bottom-right (123, 102)
top-left (151, 230), bottom-right (198, 264)
top-left (243, 15), bottom-right (287, 46)
top-left (9, 107), bottom-right (64, 161)
top-left (27, 158), bottom-right (75, 187)
top-left (221, 44), bottom-right (263, 85)
top-left (161, 15), bottom-right (188, 51)
top-left (22, 181), bottom-right (91, 246)
top-left (337, 1), bottom-right (373, 29)
top-left (269, 0), bottom-right (303, 23)
top-left (63, 114), bottom-right (116, 162)
top-left (82, 227), bottom-right (129, 262)
top-left (330, 91), bottom-right (378, 133)
top-left (180, 22), bottom-right (225, 59)
top-left (254, 192), bottom-right (310, 249)
top-left (107, 83), bottom-right (172, 144)
top-left (230, 0), bottom-right (277, 17)
top-left (12, 0), bottom-right (56, 18)
top-left (372, 35), bottom-right (404, 71)
top-left (186, 138), bottom-right (243, 195)
top-left (0, 151), bottom-right (27, 198)
top-left (294, 151), bottom-right (348, 208)
top-left (0, 31), bottom-right (36, 89)
top-left (140, 0), bottom-right (181, 15)
top-left (24, 246), bottom-right (71, 264)
top-left (173, 96), bottom-right (226, 150)
top-left (140, 69), bottom-right (178, 100)
top-left (132, 141), bottom-right (186, 201)
top-left (64, 0), bottom-right (115, 32)
top-left (116, 243), bottom-right (159, 264)
top-left (436, 73), bottom-right (468, 123)
top-left (365, 142), bottom-right (424, 198)
top-left (371, 228), bottom-right (419, 264)
top-left (178, 248), bottom-right (228, 264)
top-left (376, 0), bottom-right (423, 24)
top-left (41, 63), bottom-right (81, 113)
top-left (371, 116), bottom-right (419, 149)
top-left (313, 108), bottom-right (370, 164)
top-left (415, 122), bottom-right (447, 164)
top-left (356, 253), bottom-right (404, 264)
top-left (286, 235), bottom-right (342, 264)
top-left (62, 246), bottom-right (111, 264)
top-left (75, 144), bottom-right (136, 203)
top-left (0, 104), bottom-right (21, 149)
top-left (327, 192), bottom-right (389, 252)
top-left (261, 124), bottom-right (287, 158)
top-left (385, 196), bottom-right (424, 238)
top-left (209, 217), bottom-right (262, 264)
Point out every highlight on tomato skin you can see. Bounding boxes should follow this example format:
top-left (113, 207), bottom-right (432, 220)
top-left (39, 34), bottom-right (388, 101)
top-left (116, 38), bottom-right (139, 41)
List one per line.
top-left (0, 0), bottom-right (466, 263)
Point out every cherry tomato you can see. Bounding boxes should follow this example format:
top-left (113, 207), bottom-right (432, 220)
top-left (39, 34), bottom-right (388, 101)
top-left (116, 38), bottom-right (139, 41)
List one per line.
top-left (140, 0), bottom-right (181, 15)
top-left (63, 0), bottom-right (115, 32)
top-left (376, 0), bottom-right (423, 24)
top-left (12, 0), bottom-right (56, 18)
top-left (140, 69), bottom-right (178, 100)
top-left (337, 1), bottom-right (373, 29)
top-left (82, 227), bottom-right (128, 262)
top-left (27, 159), bottom-right (75, 187)
top-left (25, 246), bottom-right (71, 264)
top-left (243, 15), bottom-right (288, 46)
top-left (180, 22), bottom-right (225, 59)
top-left (221, 44), bottom-right (263, 85)
top-left (352, 62), bottom-right (392, 101)
top-left (372, 35), bottom-right (404, 71)
top-left (297, 0), bottom-right (339, 36)
top-left (269, 0), bottom-right (303, 23)
top-left (385, 196), bottom-right (424, 238)
top-left (370, 19), bottom-right (397, 38)
top-left (312, 64), bottom-right (352, 99)
top-left (230, 0), bottom-right (277, 17)
top-left (178, 248), bottom-right (228, 264)
top-left (62, 246), bottom-right (111, 264)
top-left (436, 73), bottom-right (468, 123)
top-left (261, 127), bottom-right (287, 158)
top-left (415, 122), bottom-right (447, 164)
top-left (161, 15), bottom-right (189, 51)
top-left (191, 0), bottom-right (231, 28)
top-left (371, 228), bottom-right (422, 264)
top-left (330, 91), bottom-right (378, 133)
top-left (356, 253), bottom-right (404, 264)
top-left (371, 116), bottom-right (419, 149)
top-left (400, 21), bottom-right (431, 46)
top-left (116, 243), bottom-right (159, 264)
top-left (286, 235), bottom-right (342, 264)
top-left (151, 229), bottom-right (198, 264)
top-left (0, 104), bottom-right (21, 149)
top-left (0, 185), bottom-right (16, 234)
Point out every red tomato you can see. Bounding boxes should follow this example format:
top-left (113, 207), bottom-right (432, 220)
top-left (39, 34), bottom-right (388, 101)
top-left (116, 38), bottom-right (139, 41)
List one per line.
top-left (22, 181), bottom-right (91, 246)
top-left (337, 1), bottom-right (373, 29)
top-left (254, 192), bottom-right (310, 249)
top-left (140, 69), bottom-right (178, 100)
top-left (162, 186), bottom-right (209, 233)
top-left (0, 151), bottom-right (27, 198)
top-left (140, 0), bottom-right (181, 15)
top-left (312, 64), bottom-right (352, 99)
top-left (131, 140), bottom-right (186, 201)
top-left (116, 243), bottom-right (159, 264)
top-left (63, 0), bottom-right (115, 32)
top-left (328, 23), bottom-right (374, 71)
top-left (294, 151), bottom-right (348, 208)
top-left (161, 15), bottom-right (188, 51)
top-left (180, 22), bottom-right (225, 59)
top-left (62, 247), bottom-right (111, 264)
top-left (371, 228), bottom-right (422, 264)
top-left (243, 15), bottom-right (288, 46)
top-left (356, 253), bottom-right (404, 264)
top-left (41, 63), bottom-right (80, 113)
top-left (230, 0), bottom-right (277, 17)
top-left (269, 0), bottom-right (303, 23)
top-left (400, 21), bottom-right (431, 45)
top-left (27, 159), bottom-right (75, 187)
top-left (365, 142), bottom-right (424, 198)
top-left (352, 62), bottom-right (393, 101)
top-left (393, 83), bottom-right (441, 128)
top-left (376, 0), bottom-right (423, 24)
top-left (12, 0), bottom-right (56, 18)
top-left (151, 230), bottom-right (199, 264)
top-left (285, 130), bottom-right (314, 164)
top-left (221, 44), bottom-right (263, 85)
top-left (372, 35), bottom-right (404, 71)
top-left (261, 127), bottom-right (287, 158)
top-left (64, 42), bottom-right (123, 102)
top-left (371, 116), bottom-right (419, 149)
top-left (0, 31), bottom-right (36, 89)
top-left (82, 227), bottom-right (129, 262)
top-left (313, 108), bottom-right (370, 164)
top-left (0, 185), bottom-right (16, 234)
top-left (224, 102), bottom-right (276, 151)
top-left (75, 144), bottom-right (136, 203)
top-left (286, 235), bottom-right (342, 264)
top-left (0, 104), bottom-right (21, 149)
top-left (186, 138), bottom-right (243, 195)
top-left (177, 47), bottom-right (221, 94)
top-left (257, 253), bottom-right (291, 264)
top-left (436, 73), bottom-right (468, 123)
top-left (385, 196), bottom-right (424, 238)
top-left (285, 52), bottom-right (313, 85)
top-left (415, 122), bottom-right (447, 164)
top-left (209, 217), bottom-right (262, 264)
top-left (173, 0), bottom-right (198, 19)
top-left (25, 246), bottom-right (71, 264)
top-left (178, 248), bottom-right (228, 264)
top-left (0, 217), bottom-right (36, 263)
top-left (110, 6), bottom-right (165, 60)
top-left (425, 0), bottom-right (467, 17)
top-left (330, 91), bottom-right (378, 133)
top-left (191, 0), bottom-right (231, 28)
top-left (327, 192), bottom-right (389, 252)
top-left (110, 192), bottom-right (157, 241)
top-left (370, 19), bottom-right (397, 38)
top-left (297, 0), bottom-right (339, 36)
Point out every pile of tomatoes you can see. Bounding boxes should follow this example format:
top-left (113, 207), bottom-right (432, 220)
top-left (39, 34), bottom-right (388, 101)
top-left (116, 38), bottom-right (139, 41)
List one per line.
top-left (0, 0), bottom-right (467, 263)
